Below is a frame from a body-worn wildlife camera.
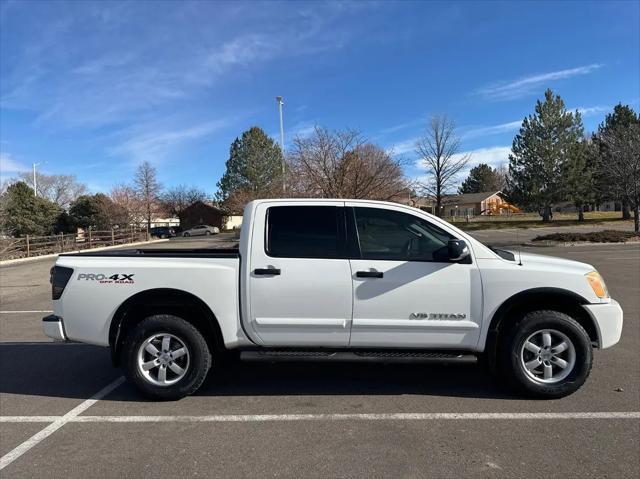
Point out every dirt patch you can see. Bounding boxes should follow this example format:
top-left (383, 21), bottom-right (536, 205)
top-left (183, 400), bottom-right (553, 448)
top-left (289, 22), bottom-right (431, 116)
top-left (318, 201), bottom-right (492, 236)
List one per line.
top-left (532, 230), bottom-right (640, 243)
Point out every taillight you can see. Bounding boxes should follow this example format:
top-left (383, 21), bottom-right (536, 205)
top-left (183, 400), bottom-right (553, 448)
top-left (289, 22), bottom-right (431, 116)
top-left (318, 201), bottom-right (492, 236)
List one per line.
top-left (51, 266), bottom-right (73, 300)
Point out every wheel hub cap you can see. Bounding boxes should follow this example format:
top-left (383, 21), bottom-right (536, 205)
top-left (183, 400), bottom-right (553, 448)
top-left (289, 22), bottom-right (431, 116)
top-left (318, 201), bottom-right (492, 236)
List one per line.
top-left (519, 329), bottom-right (576, 384)
top-left (137, 333), bottom-right (190, 387)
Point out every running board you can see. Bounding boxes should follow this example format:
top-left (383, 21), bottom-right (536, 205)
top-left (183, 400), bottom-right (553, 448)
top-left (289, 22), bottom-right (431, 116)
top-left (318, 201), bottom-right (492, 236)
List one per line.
top-left (240, 350), bottom-right (477, 364)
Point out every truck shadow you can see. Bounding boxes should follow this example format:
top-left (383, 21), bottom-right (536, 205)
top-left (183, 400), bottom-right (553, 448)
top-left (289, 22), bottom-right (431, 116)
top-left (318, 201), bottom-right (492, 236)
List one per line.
top-left (0, 342), bottom-right (519, 401)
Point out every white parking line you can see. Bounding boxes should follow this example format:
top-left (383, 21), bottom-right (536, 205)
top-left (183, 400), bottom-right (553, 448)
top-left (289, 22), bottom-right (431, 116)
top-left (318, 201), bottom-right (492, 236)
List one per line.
top-left (0, 310), bottom-right (53, 314)
top-left (0, 341), bottom-right (85, 346)
top-left (1, 411), bottom-right (639, 424)
top-left (0, 376), bottom-right (125, 471)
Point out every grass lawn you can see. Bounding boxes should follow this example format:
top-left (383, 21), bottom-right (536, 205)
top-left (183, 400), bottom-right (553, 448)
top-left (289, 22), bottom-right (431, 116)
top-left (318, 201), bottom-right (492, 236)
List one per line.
top-left (532, 230), bottom-right (640, 243)
top-left (450, 211), bottom-right (634, 231)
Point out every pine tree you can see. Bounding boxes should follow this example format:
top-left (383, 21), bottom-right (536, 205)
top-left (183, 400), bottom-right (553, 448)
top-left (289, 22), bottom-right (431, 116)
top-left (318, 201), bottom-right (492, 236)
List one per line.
top-left (216, 127), bottom-right (284, 205)
top-left (0, 182), bottom-right (60, 236)
top-left (458, 163), bottom-right (505, 194)
top-left (507, 89), bottom-right (584, 221)
top-left (593, 104), bottom-right (640, 219)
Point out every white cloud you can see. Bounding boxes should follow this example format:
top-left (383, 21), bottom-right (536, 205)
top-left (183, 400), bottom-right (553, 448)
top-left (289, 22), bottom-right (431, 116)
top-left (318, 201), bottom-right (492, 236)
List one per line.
top-left (411, 145), bottom-right (512, 188)
top-left (111, 119), bottom-right (231, 163)
top-left (380, 118), bottom-right (425, 135)
top-left (461, 146), bottom-right (512, 168)
top-left (415, 145), bottom-right (511, 170)
top-left (463, 120), bottom-right (522, 139)
top-left (0, 152), bottom-right (29, 176)
top-left (477, 64), bottom-right (603, 100)
top-left (272, 122), bottom-right (317, 146)
top-left (462, 103), bottom-right (612, 141)
top-left (290, 123), bottom-right (316, 139)
top-left (1, 4), bottom-right (356, 130)
top-left (575, 105), bottom-right (610, 117)
top-left (387, 138), bottom-right (418, 156)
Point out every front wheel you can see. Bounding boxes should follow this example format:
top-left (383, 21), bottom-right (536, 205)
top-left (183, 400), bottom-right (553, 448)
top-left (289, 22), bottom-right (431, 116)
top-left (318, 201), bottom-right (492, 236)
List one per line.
top-left (121, 315), bottom-right (212, 400)
top-left (500, 310), bottom-right (592, 398)
top-left (183, 232), bottom-right (190, 237)
top-left (205, 231), bottom-right (211, 236)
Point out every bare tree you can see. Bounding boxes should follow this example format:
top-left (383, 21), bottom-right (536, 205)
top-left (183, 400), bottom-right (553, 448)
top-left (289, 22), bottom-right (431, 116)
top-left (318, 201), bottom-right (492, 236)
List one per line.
top-left (495, 163), bottom-right (509, 191)
top-left (221, 187), bottom-right (265, 215)
top-left (161, 185), bottom-right (208, 217)
top-left (18, 172), bottom-right (87, 209)
top-left (132, 161), bottom-right (162, 231)
top-left (600, 123), bottom-right (640, 232)
top-left (288, 127), bottom-right (408, 200)
top-left (110, 184), bottom-right (144, 227)
top-left (415, 115), bottom-right (470, 216)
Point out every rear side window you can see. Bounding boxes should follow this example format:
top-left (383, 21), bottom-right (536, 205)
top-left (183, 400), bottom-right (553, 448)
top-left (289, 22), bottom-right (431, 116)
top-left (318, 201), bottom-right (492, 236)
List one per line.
top-left (353, 207), bottom-right (453, 261)
top-left (266, 206), bottom-right (342, 258)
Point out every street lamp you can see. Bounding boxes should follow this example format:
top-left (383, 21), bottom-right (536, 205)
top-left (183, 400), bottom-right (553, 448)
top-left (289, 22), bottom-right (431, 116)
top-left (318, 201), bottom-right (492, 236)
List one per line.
top-left (32, 163), bottom-right (41, 196)
top-left (275, 96), bottom-right (285, 193)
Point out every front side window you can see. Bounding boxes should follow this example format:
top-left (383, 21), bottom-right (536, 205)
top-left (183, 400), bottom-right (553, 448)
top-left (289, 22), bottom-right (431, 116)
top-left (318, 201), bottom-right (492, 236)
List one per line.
top-left (267, 206), bottom-right (341, 258)
top-left (353, 207), bottom-right (453, 261)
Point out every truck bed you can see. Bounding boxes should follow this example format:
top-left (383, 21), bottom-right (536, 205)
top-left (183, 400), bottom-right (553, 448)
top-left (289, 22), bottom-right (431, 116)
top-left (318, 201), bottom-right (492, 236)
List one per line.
top-left (61, 247), bottom-right (240, 258)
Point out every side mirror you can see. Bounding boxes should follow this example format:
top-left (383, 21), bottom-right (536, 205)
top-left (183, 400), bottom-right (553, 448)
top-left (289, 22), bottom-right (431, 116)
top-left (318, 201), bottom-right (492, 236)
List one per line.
top-left (448, 239), bottom-right (470, 261)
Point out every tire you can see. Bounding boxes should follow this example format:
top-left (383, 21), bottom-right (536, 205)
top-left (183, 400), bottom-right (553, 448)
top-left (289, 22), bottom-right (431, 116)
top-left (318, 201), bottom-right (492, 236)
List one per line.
top-left (205, 231), bottom-right (211, 236)
top-left (499, 310), bottom-right (592, 399)
top-left (183, 232), bottom-right (190, 237)
top-left (121, 315), bottom-right (212, 400)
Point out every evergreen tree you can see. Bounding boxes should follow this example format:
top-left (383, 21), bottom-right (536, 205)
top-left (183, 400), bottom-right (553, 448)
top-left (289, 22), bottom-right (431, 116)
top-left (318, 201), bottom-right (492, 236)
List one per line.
top-left (68, 194), bottom-right (127, 230)
top-left (506, 89), bottom-right (584, 221)
top-left (458, 163), bottom-right (505, 194)
top-left (593, 104), bottom-right (640, 219)
top-left (0, 182), bottom-right (60, 236)
top-left (216, 127), bottom-right (284, 204)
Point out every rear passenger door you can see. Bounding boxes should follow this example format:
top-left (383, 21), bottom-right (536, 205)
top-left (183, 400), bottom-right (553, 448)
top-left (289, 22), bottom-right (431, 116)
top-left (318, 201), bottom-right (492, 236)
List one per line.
top-left (247, 202), bottom-right (353, 346)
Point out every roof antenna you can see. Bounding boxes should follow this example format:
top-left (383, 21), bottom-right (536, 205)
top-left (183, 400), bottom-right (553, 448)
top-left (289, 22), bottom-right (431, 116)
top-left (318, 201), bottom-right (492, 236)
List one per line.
top-left (516, 228), bottom-right (522, 266)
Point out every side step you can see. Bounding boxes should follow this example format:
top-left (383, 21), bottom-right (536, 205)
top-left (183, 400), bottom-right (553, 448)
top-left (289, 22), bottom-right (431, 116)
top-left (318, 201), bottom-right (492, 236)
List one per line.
top-left (240, 350), bottom-right (477, 364)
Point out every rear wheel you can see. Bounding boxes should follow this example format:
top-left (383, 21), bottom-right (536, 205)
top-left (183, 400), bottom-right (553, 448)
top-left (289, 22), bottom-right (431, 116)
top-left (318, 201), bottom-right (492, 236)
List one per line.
top-left (122, 315), bottom-right (211, 400)
top-left (500, 310), bottom-right (592, 398)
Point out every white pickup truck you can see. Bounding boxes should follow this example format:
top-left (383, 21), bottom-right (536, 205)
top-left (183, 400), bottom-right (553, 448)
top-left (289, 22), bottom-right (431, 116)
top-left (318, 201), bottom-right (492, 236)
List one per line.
top-left (44, 199), bottom-right (623, 400)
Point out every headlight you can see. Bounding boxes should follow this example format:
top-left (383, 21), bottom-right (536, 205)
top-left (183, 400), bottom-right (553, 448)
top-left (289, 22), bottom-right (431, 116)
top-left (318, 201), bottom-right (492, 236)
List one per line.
top-left (585, 271), bottom-right (608, 299)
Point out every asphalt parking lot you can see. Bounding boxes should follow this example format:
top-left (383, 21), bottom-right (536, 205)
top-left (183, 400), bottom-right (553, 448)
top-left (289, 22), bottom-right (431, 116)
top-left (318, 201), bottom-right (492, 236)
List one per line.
top-left (1, 237), bottom-right (639, 478)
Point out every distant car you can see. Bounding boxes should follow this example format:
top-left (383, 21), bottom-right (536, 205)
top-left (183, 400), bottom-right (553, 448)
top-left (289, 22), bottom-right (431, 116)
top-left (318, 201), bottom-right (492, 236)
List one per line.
top-left (182, 225), bottom-right (220, 237)
top-left (149, 226), bottom-right (176, 239)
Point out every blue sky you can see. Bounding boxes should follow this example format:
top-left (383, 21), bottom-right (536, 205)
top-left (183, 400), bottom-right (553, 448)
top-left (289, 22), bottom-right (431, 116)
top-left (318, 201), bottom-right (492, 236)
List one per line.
top-left (1, 0), bottom-right (639, 195)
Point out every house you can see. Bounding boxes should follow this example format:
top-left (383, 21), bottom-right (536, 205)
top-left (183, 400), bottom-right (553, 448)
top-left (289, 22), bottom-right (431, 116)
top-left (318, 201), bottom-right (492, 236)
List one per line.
top-left (178, 201), bottom-right (224, 230)
top-left (223, 215), bottom-right (243, 230)
top-left (441, 191), bottom-right (519, 217)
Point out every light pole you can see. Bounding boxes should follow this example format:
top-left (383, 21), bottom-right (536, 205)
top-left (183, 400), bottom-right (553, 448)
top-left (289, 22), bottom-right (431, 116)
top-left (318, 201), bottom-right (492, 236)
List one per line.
top-left (275, 96), bottom-right (285, 193)
top-left (32, 163), bottom-right (39, 197)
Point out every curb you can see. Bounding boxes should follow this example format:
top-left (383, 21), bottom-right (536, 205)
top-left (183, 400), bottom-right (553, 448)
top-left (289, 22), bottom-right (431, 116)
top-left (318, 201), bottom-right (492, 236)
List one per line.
top-left (0, 239), bottom-right (170, 267)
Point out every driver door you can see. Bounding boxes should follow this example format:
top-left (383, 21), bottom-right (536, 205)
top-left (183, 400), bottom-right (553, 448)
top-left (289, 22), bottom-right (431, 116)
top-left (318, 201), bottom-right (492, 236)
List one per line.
top-left (347, 204), bottom-right (483, 349)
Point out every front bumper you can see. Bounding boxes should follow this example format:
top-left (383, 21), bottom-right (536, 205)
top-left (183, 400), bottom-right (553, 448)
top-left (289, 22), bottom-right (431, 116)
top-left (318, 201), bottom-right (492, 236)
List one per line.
top-left (583, 299), bottom-right (623, 349)
top-left (42, 315), bottom-right (68, 341)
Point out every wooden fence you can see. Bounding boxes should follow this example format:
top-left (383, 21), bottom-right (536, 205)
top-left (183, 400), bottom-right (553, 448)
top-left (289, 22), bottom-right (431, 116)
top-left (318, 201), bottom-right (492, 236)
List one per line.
top-left (0, 227), bottom-right (148, 261)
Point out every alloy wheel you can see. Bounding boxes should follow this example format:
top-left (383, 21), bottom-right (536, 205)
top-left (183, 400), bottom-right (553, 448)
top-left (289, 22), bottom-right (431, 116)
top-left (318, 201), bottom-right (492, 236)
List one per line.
top-left (519, 329), bottom-right (576, 384)
top-left (136, 333), bottom-right (190, 386)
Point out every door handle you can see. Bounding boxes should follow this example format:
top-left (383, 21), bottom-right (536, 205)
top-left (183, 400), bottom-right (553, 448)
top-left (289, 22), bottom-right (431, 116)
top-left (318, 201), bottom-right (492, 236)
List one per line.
top-left (356, 271), bottom-right (383, 278)
top-left (254, 268), bottom-right (281, 276)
